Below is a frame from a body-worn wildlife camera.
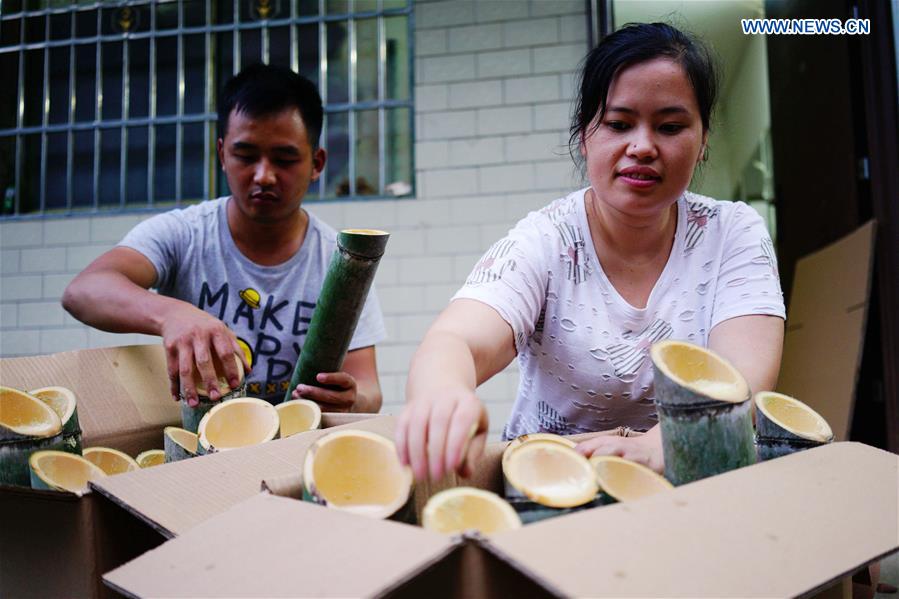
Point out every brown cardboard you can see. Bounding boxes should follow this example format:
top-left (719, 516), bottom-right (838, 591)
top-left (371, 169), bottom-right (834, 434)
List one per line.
top-left (0, 343), bottom-right (381, 597)
top-left (104, 441), bottom-right (898, 598)
top-left (0, 344), bottom-right (180, 598)
top-left (0, 344), bottom-right (178, 455)
top-left (778, 220), bottom-right (877, 440)
top-left (91, 413), bottom-right (394, 538)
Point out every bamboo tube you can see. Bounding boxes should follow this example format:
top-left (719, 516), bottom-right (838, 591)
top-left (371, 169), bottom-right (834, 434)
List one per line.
top-left (755, 391), bottom-right (833, 461)
top-left (283, 229), bottom-right (389, 403)
top-left (650, 340), bottom-right (756, 486)
top-left (179, 356), bottom-right (247, 433)
top-left (0, 433), bottom-right (68, 486)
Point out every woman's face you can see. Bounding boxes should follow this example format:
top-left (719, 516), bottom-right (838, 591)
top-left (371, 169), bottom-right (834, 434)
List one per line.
top-left (581, 57), bottom-right (707, 222)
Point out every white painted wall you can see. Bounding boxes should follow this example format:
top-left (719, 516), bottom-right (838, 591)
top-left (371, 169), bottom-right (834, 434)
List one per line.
top-left (0, 0), bottom-right (589, 437)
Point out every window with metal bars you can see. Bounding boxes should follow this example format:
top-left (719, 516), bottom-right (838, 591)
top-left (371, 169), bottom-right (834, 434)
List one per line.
top-left (0, 0), bottom-right (414, 218)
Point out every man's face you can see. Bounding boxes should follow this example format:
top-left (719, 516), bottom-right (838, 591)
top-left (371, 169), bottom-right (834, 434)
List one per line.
top-left (217, 107), bottom-right (325, 224)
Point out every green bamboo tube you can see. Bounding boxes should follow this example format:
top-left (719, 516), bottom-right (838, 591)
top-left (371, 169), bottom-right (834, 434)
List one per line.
top-left (755, 391), bottom-right (833, 461)
top-left (29, 450), bottom-right (106, 495)
top-left (163, 426), bottom-right (199, 463)
top-left (650, 340), bottom-right (756, 486)
top-left (0, 433), bottom-right (68, 487)
top-left (508, 496), bottom-right (607, 525)
top-left (30, 387), bottom-right (82, 454)
top-left (283, 229), bottom-right (389, 403)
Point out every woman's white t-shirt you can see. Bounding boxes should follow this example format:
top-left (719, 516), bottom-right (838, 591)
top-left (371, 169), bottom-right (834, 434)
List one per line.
top-left (453, 188), bottom-right (785, 440)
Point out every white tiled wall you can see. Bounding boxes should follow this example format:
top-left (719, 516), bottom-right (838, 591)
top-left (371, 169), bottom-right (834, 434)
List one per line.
top-left (0, 0), bottom-right (588, 436)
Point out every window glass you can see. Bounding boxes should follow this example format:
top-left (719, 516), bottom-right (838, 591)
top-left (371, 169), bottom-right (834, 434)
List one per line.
top-left (71, 130), bottom-right (94, 208)
top-left (240, 28), bottom-right (263, 67)
top-left (325, 111), bottom-right (348, 196)
top-left (129, 39), bottom-right (150, 118)
top-left (356, 109), bottom-right (379, 194)
top-left (0, 53), bottom-right (17, 129)
top-left (356, 18), bottom-right (378, 102)
top-left (326, 21), bottom-right (348, 104)
top-left (20, 133), bottom-right (41, 213)
top-left (24, 15), bottom-right (44, 43)
top-left (296, 24), bottom-right (319, 86)
top-left (23, 49), bottom-right (43, 127)
top-left (182, 122), bottom-right (205, 200)
top-left (74, 44), bottom-right (96, 122)
top-left (1, 17), bottom-right (21, 47)
top-left (0, 136), bottom-right (16, 216)
top-left (183, 0), bottom-right (206, 28)
top-left (2, 3), bottom-right (412, 214)
top-left (156, 36), bottom-right (178, 116)
top-left (184, 34), bottom-right (206, 114)
top-left (45, 132), bottom-right (67, 211)
top-left (325, 0), bottom-right (349, 15)
top-left (98, 128), bottom-right (121, 207)
top-left (386, 106), bottom-right (411, 196)
top-left (269, 26), bottom-right (292, 69)
top-left (49, 12), bottom-right (71, 40)
top-left (126, 126), bottom-right (149, 205)
top-left (75, 9), bottom-right (96, 38)
top-left (48, 46), bottom-right (70, 124)
top-left (385, 16), bottom-right (408, 100)
top-left (101, 42), bottom-right (123, 120)
top-left (154, 124), bottom-right (176, 202)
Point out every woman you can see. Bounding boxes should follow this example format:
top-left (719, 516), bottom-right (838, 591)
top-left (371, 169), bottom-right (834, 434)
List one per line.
top-left (396, 23), bottom-right (785, 481)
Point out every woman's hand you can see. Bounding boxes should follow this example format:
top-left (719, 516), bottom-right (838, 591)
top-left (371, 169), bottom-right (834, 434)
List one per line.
top-left (575, 426), bottom-right (665, 474)
top-left (395, 387), bottom-right (488, 481)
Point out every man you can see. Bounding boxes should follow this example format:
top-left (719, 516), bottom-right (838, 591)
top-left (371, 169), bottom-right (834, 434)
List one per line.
top-left (62, 64), bottom-right (385, 412)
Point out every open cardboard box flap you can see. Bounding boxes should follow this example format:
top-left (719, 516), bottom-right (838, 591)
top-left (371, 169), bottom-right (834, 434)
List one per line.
top-left (778, 220), bottom-right (876, 440)
top-left (104, 441), bottom-right (898, 598)
top-left (488, 441), bottom-right (898, 598)
top-left (90, 413), bottom-right (393, 537)
top-left (0, 344), bottom-right (182, 598)
top-left (0, 344), bottom-right (179, 454)
top-left (104, 493), bottom-right (458, 599)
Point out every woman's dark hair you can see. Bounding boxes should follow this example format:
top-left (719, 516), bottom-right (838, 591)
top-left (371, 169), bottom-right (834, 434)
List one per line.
top-left (218, 63), bottom-right (324, 147)
top-left (569, 22), bottom-right (719, 160)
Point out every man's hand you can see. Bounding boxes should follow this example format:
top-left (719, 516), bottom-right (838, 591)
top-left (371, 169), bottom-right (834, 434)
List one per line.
top-left (160, 303), bottom-right (248, 407)
top-left (292, 371), bottom-right (359, 413)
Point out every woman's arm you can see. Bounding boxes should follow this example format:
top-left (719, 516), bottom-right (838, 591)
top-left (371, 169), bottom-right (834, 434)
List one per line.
top-left (576, 314), bottom-right (785, 473)
top-left (395, 299), bottom-right (517, 481)
top-left (707, 314), bottom-right (784, 395)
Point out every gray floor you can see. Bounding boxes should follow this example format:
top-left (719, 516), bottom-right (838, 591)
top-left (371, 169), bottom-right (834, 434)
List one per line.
top-left (875, 551), bottom-right (899, 598)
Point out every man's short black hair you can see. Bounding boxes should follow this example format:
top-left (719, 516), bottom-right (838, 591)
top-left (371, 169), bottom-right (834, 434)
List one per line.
top-left (218, 63), bottom-right (324, 148)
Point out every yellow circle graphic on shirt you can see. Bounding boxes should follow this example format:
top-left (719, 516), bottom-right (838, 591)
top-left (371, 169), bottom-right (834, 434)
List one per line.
top-left (239, 288), bottom-right (261, 309)
top-left (236, 337), bottom-right (254, 368)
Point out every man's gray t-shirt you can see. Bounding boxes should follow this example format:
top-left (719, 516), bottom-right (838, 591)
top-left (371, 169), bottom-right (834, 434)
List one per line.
top-left (119, 197), bottom-right (386, 403)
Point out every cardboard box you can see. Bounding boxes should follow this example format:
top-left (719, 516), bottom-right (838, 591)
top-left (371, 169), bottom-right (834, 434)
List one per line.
top-left (0, 344), bottom-right (180, 598)
top-left (101, 414), bottom-right (898, 597)
top-left (94, 221), bottom-right (888, 596)
top-left (0, 343), bottom-right (380, 597)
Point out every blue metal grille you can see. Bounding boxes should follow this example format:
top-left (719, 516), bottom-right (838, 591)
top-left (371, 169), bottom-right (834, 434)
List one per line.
top-left (0, 0), bottom-right (414, 218)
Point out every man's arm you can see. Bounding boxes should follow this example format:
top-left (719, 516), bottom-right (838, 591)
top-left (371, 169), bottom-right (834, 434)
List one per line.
top-left (62, 247), bottom-right (246, 403)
